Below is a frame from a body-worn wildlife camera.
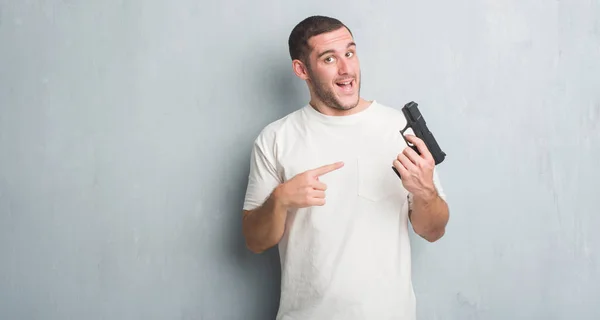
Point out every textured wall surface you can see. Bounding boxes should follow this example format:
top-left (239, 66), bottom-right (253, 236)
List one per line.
top-left (1, 0), bottom-right (599, 319)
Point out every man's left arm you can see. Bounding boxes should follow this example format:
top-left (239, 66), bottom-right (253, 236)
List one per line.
top-left (393, 134), bottom-right (450, 242)
top-left (407, 182), bottom-right (449, 242)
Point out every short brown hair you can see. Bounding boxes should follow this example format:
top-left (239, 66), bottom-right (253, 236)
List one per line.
top-left (288, 15), bottom-right (352, 64)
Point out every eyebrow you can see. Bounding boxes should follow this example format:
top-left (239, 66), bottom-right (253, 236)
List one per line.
top-left (317, 42), bottom-right (356, 59)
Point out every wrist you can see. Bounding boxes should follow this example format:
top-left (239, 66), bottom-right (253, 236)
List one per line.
top-left (271, 184), bottom-right (290, 210)
top-left (413, 186), bottom-right (438, 203)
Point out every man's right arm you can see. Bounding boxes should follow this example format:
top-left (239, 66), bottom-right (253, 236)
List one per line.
top-left (242, 128), bottom-right (344, 253)
top-left (242, 185), bottom-right (288, 253)
top-left (242, 159), bottom-right (343, 253)
top-left (242, 128), bottom-right (286, 254)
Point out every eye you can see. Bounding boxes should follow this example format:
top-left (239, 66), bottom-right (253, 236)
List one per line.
top-left (324, 56), bottom-right (335, 63)
top-left (346, 52), bottom-right (354, 58)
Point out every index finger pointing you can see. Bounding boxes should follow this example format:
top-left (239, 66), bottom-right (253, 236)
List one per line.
top-left (311, 161), bottom-right (344, 177)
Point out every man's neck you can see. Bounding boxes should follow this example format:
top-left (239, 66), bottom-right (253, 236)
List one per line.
top-left (309, 98), bottom-right (372, 117)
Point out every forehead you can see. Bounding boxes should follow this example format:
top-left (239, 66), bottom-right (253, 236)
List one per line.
top-left (308, 27), bottom-right (355, 56)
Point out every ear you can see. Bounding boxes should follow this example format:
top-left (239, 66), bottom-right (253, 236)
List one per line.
top-left (292, 59), bottom-right (309, 80)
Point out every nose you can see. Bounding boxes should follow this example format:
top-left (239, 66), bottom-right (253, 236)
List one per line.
top-left (337, 58), bottom-right (349, 75)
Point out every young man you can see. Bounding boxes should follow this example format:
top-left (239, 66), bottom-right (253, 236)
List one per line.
top-left (242, 15), bottom-right (449, 320)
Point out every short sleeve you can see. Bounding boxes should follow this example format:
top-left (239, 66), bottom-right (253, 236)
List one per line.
top-left (432, 167), bottom-right (446, 200)
top-left (242, 129), bottom-right (283, 211)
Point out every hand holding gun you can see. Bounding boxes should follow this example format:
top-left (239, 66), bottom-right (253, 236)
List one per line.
top-left (393, 101), bottom-right (446, 179)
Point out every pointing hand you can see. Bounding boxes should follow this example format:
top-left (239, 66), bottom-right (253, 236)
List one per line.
top-left (276, 161), bottom-right (344, 208)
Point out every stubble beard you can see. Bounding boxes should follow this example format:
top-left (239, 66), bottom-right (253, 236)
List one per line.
top-left (308, 68), bottom-right (361, 112)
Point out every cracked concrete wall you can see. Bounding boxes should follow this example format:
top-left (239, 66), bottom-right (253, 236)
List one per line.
top-left (1, 1), bottom-right (598, 319)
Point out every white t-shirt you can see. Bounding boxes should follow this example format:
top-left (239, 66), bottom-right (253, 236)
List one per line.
top-left (243, 100), bottom-right (446, 320)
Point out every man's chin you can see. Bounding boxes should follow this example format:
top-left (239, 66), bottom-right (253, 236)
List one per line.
top-left (337, 104), bottom-right (357, 111)
top-left (336, 96), bottom-right (360, 110)
top-left (314, 89), bottom-right (360, 111)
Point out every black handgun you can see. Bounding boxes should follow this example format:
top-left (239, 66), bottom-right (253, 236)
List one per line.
top-left (393, 101), bottom-right (446, 179)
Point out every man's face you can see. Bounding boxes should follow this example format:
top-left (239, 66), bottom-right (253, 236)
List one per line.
top-left (304, 27), bottom-right (361, 111)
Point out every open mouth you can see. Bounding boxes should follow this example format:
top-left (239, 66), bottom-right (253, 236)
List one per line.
top-left (335, 79), bottom-right (354, 93)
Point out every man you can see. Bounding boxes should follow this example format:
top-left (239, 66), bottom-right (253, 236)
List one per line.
top-left (242, 15), bottom-right (449, 320)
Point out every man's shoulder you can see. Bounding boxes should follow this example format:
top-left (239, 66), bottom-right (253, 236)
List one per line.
top-left (373, 100), bottom-right (402, 113)
top-left (252, 106), bottom-right (306, 144)
top-left (372, 100), bottom-right (406, 123)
